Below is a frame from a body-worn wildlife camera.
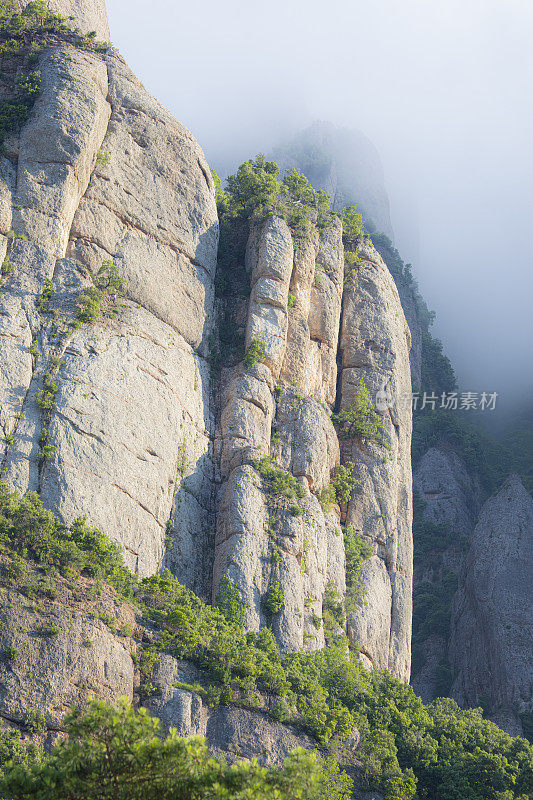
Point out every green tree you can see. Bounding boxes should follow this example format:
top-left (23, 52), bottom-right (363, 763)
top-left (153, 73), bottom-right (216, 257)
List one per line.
top-left (343, 526), bottom-right (372, 609)
top-left (263, 581), bottom-right (285, 614)
top-left (210, 169), bottom-right (230, 215)
top-left (330, 463), bottom-right (359, 504)
top-left (333, 379), bottom-right (389, 448)
top-left (340, 205), bottom-right (365, 247)
top-left (225, 154), bottom-right (281, 219)
top-left (76, 286), bottom-right (104, 323)
top-left (281, 168), bottom-right (315, 205)
top-left (215, 576), bottom-right (247, 627)
top-left (95, 260), bottom-right (126, 298)
top-left (0, 698), bottom-right (325, 800)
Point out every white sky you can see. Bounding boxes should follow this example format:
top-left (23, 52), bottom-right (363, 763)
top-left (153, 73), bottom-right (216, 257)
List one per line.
top-left (107, 0), bottom-right (533, 408)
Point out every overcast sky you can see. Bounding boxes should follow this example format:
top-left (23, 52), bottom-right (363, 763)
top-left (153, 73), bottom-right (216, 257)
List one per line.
top-left (107, 0), bottom-right (533, 411)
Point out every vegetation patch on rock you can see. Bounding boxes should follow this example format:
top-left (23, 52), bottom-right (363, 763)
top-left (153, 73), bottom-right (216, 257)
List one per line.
top-left (0, 485), bottom-right (532, 800)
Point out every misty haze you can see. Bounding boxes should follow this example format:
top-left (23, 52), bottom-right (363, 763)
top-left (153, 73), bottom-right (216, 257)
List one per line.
top-left (108, 0), bottom-right (533, 414)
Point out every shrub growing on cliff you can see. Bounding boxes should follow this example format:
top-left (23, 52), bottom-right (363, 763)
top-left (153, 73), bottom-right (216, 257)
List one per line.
top-left (343, 526), bottom-right (372, 610)
top-left (36, 278), bottom-right (55, 313)
top-left (319, 463), bottom-right (359, 510)
top-left (344, 250), bottom-right (362, 291)
top-left (340, 205), bottom-right (365, 247)
top-left (76, 286), bottom-right (104, 324)
top-left (35, 372), bottom-right (57, 412)
top-left (281, 167), bottom-right (315, 205)
top-left (215, 576), bottom-right (247, 627)
top-left (333, 379), bottom-right (389, 448)
top-left (243, 333), bottom-right (266, 368)
top-left (255, 455), bottom-right (306, 502)
top-left (0, 1), bottom-right (108, 147)
top-left (0, 482), bottom-right (134, 595)
top-left (95, 259), bottom-right (126, 298)
top-left (0, 0), bottom-right (108, 50)
top-left (76, 261), bottom-right (126, 324)
top-left (330, 463), bottom-right (359, 504)
top-left (263, 581), bottom-right (285, 614)
top-left (0, 256), bottom-right (14, 279)
top-left (0, 69), bottom-right (41, 146)
top-left (282, 204), bottom-right (310, 238)
top-left (221, 157), bottom-right (333, 239)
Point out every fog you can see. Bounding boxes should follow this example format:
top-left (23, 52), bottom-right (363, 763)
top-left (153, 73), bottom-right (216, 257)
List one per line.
top-left (107, 0), bottom-right (533, 412)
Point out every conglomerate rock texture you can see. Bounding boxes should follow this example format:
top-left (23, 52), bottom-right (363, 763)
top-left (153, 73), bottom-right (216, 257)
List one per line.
top-left (0, 42), bottom-right (218, 583)
top-left (0, 0), bottom-right (412, 769)
top-left (212, 216), bottom-right (413, 675)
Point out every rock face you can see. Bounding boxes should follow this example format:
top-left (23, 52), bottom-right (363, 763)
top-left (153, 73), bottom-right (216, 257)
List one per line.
top-left (212, 217), bottom-right (412, 674)
top-left (389, 272), bottom-right (422, 391)
top-left (0, 571), bottom-right (380, 798)
top-left (0, 562), bottom-right (137, 731)
top-left (0, 42), bottom-right (217, 587)
top-left (414, 447), bottom-right (483, 540)
top-left (411, 450), bottom-right (533, 737)
top-left (340, 240), bottom-right (413, 681)
top-left (213, 217), bottom-right (345, 655)
top-left (0, 0), bottom-right (414, 764)
top-left (2, 0), bottom-right (533, 782)
top-left (0, 27), bottom-right (412, 667)
top-left (450, 475), bottom-right (533, 735)
top-left (410, 447), bottom-right (483, 702)
top-left (145, 654), bottom-right (318, 766)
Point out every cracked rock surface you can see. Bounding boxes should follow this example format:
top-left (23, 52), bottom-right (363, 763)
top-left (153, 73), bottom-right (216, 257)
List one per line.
top-left (0, 0), bottom-right (413, 745)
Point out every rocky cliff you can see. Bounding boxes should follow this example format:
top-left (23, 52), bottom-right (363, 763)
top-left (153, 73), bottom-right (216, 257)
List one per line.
top-left (1, 3), bottom-right (532, 795)
top-left (0, 0), bottom-right (413, 754)
top-left (410, 447), bottom-right (484, 701)
top-left (211, 217), bottom-right (412, 676)
top-left (450, 475), bottom-right (533, 735)
top-left (14, 0), bottom-right (109, 39)
top-left (0, 18), bottom-right (218, 583)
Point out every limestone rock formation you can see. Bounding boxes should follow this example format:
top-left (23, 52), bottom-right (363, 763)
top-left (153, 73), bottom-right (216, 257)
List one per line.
top-left (450, 475), bottom-right (533, 735)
